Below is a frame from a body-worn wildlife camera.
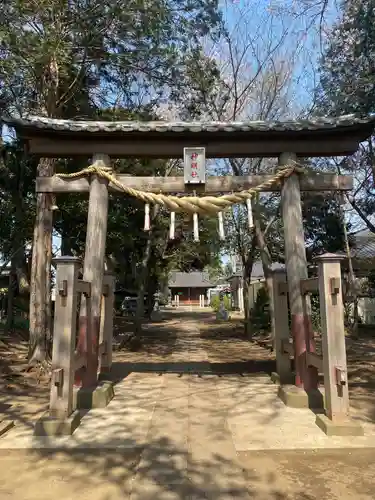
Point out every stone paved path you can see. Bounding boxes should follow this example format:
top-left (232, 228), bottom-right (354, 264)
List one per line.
top-left (1, 311), bottom-right (375, 499)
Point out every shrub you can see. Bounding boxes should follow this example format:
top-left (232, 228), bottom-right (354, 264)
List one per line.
top-left (210, 294), bottom-right (231, 312)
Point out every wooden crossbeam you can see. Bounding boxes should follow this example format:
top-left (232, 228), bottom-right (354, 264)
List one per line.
top-left (36, 173), bottom-right (353, 194)
top-left (300, 277), bottom-right (319, 294)
top-left (306, 352), bottom-right (324, 372)
top-left (281, 340), bottom-right (294, 356)
top-left (76, 279), bottom-right (91, 297)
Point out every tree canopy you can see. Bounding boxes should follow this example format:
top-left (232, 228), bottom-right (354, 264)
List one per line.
top-left (0, 0), bottom-right (224, 334)
top-left (318, 0), bottom-right (375, 115)
top-left (316, 0), bottom-right (375, 237)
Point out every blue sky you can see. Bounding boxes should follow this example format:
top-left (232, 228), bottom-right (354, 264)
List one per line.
top-left (219, 0), bottom-right (340, 114)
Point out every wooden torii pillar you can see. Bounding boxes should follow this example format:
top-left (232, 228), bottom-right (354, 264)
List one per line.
top-left (279, 153), bottom-right (320, 405)
top-left (76, 154), bottom-right (110, 388)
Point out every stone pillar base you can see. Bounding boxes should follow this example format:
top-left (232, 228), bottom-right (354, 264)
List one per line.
top-left (315, 414), bottom-right (364, 436)
top-left (34, 410), bottom-right (81, 436)
top-left (0, 419), bottom-right (14, 437)
top-left (74, 381), bottom-right (114, 410)
top-left (278, 384), bottom-right (324, 410)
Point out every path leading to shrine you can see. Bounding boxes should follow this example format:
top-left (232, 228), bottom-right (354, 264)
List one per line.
top-left (1, 310), bottom-right (375, 499)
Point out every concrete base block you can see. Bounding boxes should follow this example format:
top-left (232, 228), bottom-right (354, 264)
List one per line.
top-left (315, 414), bottom-right (364, 436)
top-left (270, 372), bottom-right (295, 385)
top-left (34, 410), bottom-right (81, 436)
top-left (74, 381), bottom-right (114, 410)
top-left (0, 419), bottom-right (14, 437)
top-left (278, 384), bottom-right (324, 410)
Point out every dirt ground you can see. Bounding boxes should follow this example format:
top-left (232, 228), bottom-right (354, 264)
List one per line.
top-left (1, 311), bottom-right (375, 499)
top-left (0, 448), bottom-right (374, 500)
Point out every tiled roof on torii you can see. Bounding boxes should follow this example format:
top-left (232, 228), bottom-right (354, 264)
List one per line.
top-left (3, 113), bottom-right (375, 158)
top-left (3, 113), bottom-right (375, 134)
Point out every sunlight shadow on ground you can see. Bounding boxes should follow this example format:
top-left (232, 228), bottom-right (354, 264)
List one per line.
top-left (1, 310), bottom-right (375, 499)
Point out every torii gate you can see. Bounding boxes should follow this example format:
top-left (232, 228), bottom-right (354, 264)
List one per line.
top-left (4, 113), bottom-right (375, 437)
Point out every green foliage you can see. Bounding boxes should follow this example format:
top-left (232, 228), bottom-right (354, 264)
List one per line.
top-left (205, 262), bottom-right (224, 283)
top-left (162, 213), bottom-right (222, 272)
top-left (210, 294), bottom-right (231, 312)
top-left (0, 0), bottom-right (222, 116)
top-left (302, 189), bottom-right (346, 261)
top-left (0, 316), bottom-right (29, 331)
top-left (0, 141), bottom-right (36, 292)
top-left (317, 0), bottom-right (375, 115)
top-left (250, 286), bottom-right (271, 333)
top-left (310, 294), bottom-right (321, 334)
top-left (316, 0), bottom-right (375, 237)
top-left (0, 1), bottom-right (223, 303)
top-left (366, 270), bottom-right (375, 297)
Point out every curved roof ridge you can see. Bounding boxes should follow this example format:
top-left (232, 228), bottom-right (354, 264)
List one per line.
top-left (3, 113), bottom-right (375, 133)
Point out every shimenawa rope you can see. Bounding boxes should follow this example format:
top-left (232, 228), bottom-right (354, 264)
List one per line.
top-left (55, 161), bottom-right (304, 215)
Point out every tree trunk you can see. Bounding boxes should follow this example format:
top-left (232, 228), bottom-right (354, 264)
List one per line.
top-left (146, 272), bottom-right (158, 319)
top-left (242, 233), bottom-right (257, 338)
top-left (12, 228), bottom-right (29, 297)
top-left (134, 161), bottom-right (176, 330)
top-left (135, 237), bottom-right (152, 331)
top-left (252, 198), bottom-right (275, 348)
top-left (5, 265), bottom-right (16, 333)
top-left (134, 205), bottom-right (159, 333)
top-left (28, 158), bottom-right (54, 363)
top-left (61, 226), bottom-right (72, 255)
top-left (340, 201), bottom-right (358, 337)
top-left (10, 161), bottom-right (30, 297)
top-left (243, 275), bottom-right (253, 337)
top-left (15, 253), bottom-right (30, 296)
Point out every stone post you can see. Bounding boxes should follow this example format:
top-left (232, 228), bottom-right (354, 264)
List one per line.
top-left (35, 256), bottom-right (82, 435)
top-left (314, 253), bottom-right (363, 435)
top-left (271, 269), bottom-right (293, 385)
